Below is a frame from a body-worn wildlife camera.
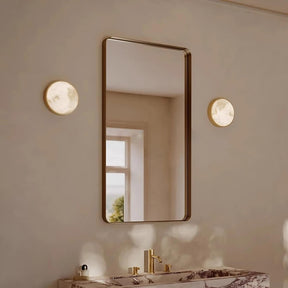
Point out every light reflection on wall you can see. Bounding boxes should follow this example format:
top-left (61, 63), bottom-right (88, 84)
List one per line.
top-left (283, 220), bottom-right (288, 288)
top-left (80, 242), bottom-right (106, 276)
top-left (118, 224), bottom-right (155, 271)
top-left (203, 255), bottom-right (223, 268)
top-left (203, 226), bottom-right (225, 268)
top-left (160, 224), bottom-right (225, 270)
top-left (161, 223), bottom-right (199, 269)
top-left (118, 247), bottom-right (144, 271)
top-left (79, 223), bottom-right (227, 276)
top-left (283, 220), bottom-right (288, 267)
top-left (167, 223), bottom-right (199, 242)
top-left (128, 225), bottom-right (156, 248)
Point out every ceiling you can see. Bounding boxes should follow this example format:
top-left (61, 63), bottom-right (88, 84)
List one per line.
top-left (220, 0), bottom-right (288, 15)
top-left (106, 39), bottom-right (185, 97)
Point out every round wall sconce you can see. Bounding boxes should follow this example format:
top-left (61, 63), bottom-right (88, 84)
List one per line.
top-left (44, 81), bottom-right (79, 115)
top-left (208, 98), bottom-right (234, 127)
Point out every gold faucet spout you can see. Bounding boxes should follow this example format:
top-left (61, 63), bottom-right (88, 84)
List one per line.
top-left (144, 249), bottom-right (162, 274)
top-left (152, 255), bottom-right (162, 263)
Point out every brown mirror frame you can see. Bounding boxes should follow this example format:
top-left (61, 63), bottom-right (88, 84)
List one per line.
top-left (102, 36), bottom-right (191, 223)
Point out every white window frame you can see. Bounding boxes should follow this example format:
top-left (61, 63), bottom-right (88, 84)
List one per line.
top-left (106, 136), bottom-right (131, 220)
top-left (106, 121), bottom-right (146, 222)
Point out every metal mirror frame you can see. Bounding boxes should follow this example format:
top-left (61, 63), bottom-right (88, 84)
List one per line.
top-left (102, 36), bottom-right (191, 223)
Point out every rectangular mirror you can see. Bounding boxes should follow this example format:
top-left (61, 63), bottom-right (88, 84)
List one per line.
top-left (102, 37), bottom-right (191, 223)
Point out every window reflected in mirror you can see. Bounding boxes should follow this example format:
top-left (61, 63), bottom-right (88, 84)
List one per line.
top-left (106, 127), bottom-right (145, 222)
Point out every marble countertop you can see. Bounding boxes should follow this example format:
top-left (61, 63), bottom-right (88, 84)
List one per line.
top-left (58, 267), bottom-right (269, 288)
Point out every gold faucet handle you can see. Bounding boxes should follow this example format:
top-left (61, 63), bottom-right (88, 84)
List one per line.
top-left (128, 267), bottom-right (140, 275)
top-left (133, 267), bottom-right (140, 275)
top-left (164, 264), bottom-right (172, 273)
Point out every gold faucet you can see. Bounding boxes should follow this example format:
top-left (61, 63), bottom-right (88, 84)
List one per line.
top-left (144, 249), bottom-right (162, 274)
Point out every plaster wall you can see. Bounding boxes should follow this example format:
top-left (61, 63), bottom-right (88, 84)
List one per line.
top-left (1, 0), bottom-right (288, 287)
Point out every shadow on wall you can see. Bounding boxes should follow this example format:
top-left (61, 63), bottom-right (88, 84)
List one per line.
top-left (77, 222), bottom-right (227, 277)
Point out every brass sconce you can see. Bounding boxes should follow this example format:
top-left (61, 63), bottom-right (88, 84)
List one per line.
top-left (208, 98), bottom-right (234, 127)
top-left (44, 81), bottom-right (79, 115)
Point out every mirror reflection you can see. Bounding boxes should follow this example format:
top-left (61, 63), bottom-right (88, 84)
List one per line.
top-left (103, 37), bottom-right (191, 223)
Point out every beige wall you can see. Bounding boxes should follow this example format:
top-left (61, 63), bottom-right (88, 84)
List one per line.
top-left (1, 0), bottom-right (288, 287)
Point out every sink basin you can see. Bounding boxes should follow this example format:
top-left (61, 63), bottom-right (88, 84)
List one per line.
top-left (106, 268), bottom-right (263, 287)
top-left (58, 267), bottom-right (269, 288)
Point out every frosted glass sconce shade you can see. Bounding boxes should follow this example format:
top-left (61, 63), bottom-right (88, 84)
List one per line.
top-left (44, 81), bottom-right (79, 115)
top-left (208, 98), bottom-right (234, 127)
